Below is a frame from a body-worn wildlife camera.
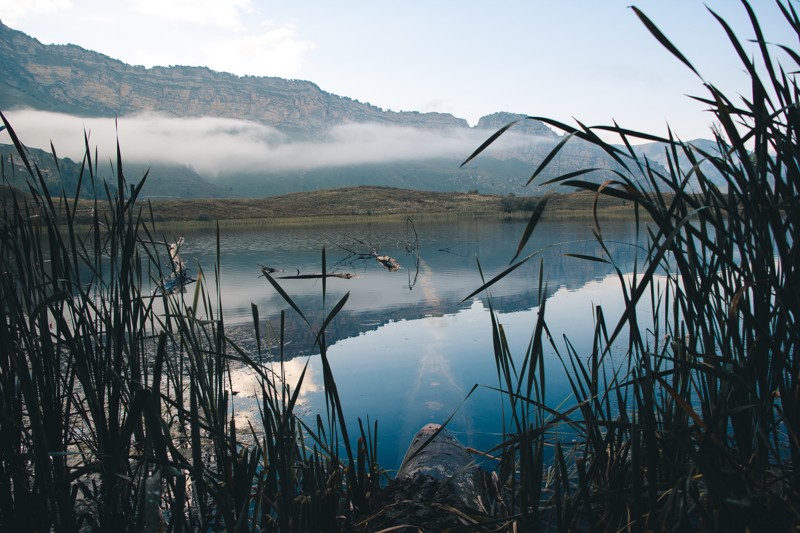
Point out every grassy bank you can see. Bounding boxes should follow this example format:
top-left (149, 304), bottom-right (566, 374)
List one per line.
top-left (145, 187), bottom-right (637, 224)
top-left (1, 185), bottom-right (635, 228)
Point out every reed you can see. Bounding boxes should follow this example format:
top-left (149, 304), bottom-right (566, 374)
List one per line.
top-left (3, 2), bottom-right (798, 530)
top-left (465, 0), bottom-right (800, 529)
top-left (0, 113), bottom-right (383, 531)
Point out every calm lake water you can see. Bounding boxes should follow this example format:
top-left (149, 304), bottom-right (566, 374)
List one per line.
top-left (171, 216), bottom-right (650, 471)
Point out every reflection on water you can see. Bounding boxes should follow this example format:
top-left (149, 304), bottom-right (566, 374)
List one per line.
top-left (230, 358), bottom-right (322, 428)
top-left (174, 217), bottom-right (649, 470)
top-left (176, 217), bottom-right (645, 327)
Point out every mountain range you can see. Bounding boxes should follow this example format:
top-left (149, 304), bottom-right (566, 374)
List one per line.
top-left (0, 20), bottom-right (722, 199)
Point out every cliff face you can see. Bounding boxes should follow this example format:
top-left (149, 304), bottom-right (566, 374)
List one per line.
top-left (476, 112), bottom-right (557, 138)
top-left (0, 21), bottom-right (718, 198)
top-left (0, 21), bottom-right (468, 137)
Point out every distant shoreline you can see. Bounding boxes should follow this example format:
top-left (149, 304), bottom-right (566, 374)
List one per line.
top-left (133, 186), bottom-right (638, 229)
top-left (2, 184), bottom-right (641, 228)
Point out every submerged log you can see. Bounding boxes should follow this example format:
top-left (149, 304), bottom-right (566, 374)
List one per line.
top-left (361, 424), bottom-right (499, 530)
top-left (396, 423), bottom-right (490, 514)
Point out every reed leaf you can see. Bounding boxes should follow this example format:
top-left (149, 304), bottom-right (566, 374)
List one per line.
top-left (510, 191), bottom-right (552, 263)
top-left (630, 6), bottom-right (700, 77)
top-left (460, 120), bottom-right (518, 167)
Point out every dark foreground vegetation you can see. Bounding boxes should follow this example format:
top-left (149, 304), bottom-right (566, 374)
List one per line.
top-left (1, 1), bottom-right (799, 530)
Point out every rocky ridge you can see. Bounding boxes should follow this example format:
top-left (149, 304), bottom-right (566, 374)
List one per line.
top-left (0, 21), bottom-right (467, 138)
top-left (0, 21), bottom-right (725, 198)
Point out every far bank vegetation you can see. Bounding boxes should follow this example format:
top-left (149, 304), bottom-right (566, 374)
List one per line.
top-left (0, 183), bottom-right (639, 227)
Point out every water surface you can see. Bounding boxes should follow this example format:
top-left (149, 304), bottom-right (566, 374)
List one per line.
top-left (170, 216), bottom-right (649, 470)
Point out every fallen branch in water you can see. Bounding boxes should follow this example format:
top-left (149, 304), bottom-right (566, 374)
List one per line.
top-left (277, 272), bottom-right (356, 280)
top-left (259, 264), bottom-right (355, 279)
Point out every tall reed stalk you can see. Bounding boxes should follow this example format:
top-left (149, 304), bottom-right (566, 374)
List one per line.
top-left (465, 1), bottom-right (800, 529)
top-left (3, 2), bottom-right (798, 530)
top-left (0, 113), bottom-right (380, 531)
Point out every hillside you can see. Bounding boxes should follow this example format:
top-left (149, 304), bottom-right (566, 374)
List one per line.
top-left (0, 143), bottom-right (230, 199)
top-left (0, 21), bottom-right (466, 138)
top-left (0, 21), bottom-right (724, 198)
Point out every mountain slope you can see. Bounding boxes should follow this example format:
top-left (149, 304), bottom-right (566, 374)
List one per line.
top-left (0, 143), bottom-right (229, 199)
top-left (0, 21), bottom-right (722, 198)
top-left (0, 21), bottom-right (466, 139)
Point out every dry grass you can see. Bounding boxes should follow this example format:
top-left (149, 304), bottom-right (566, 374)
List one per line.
top-left (39, 186), bottom-right (635, 228)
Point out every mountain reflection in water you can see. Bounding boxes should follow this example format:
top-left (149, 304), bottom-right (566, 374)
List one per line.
top-left (173, 216), bottom-right (649, 469)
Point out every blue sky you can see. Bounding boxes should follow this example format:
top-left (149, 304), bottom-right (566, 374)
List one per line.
top-left (1, 1), bottom-right (796, 143)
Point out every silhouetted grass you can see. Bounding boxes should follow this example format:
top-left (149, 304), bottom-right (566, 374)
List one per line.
top-left (0, 113), bottom-right (384, 531)
top-left (3, 2), bottom-right (798, 531)
top-left (465, 0), bottom-right (800, 530)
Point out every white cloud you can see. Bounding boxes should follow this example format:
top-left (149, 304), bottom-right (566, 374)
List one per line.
top-left (1, 110), bottom-right (539, 177)
top-left (203, 26), bottom-right (316, 78)
top-left (0, 0), bottom-right (71, 25)
top-left (132, 0), bottom-right (253, 31)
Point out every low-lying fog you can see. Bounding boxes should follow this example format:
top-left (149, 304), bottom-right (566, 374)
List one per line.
top-left (2, 109), bottom-right (549, 177)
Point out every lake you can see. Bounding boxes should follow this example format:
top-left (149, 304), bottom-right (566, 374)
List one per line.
top-left (169, 215), bottom-right (650, 471)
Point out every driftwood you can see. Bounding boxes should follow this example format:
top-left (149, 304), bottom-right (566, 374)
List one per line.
top-left (259, 264), bottom-right (354, 279)
top-left (361, 424), bottom-right (500, 531)
top-left (155, 237), bottom-right (194, 295)
top-left (169, 237), bottom-right (185, 273)
top-left (375, 254), bottom-right (401, 272)
top-left (327, 233), bottom-right (403, 272)
top-left (396, 423), bottom-right (490, 514)
top-left (276, 272), bottom-right (355, 280)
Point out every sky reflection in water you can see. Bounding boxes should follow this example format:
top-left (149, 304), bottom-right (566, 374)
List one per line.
top-left (173, 217), bottom-right (652, 470)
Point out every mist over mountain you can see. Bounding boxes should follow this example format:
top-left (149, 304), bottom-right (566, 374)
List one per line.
top-left (0, 21), bottom-right (722, 198)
